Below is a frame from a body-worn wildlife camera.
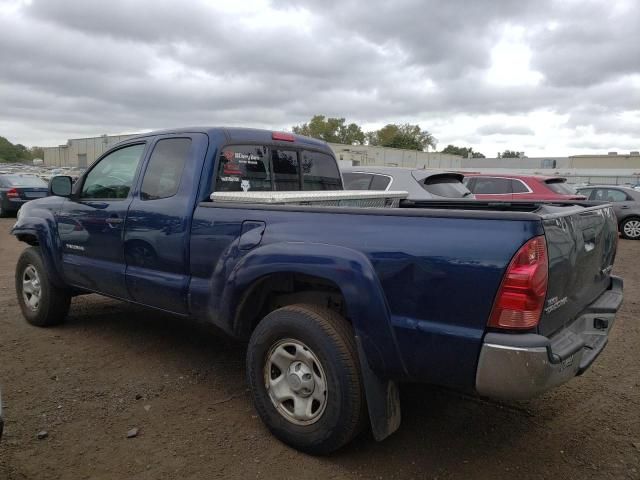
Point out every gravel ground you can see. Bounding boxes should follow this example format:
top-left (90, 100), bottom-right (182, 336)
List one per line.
top-left (0, 217), bottom-right (638, 479)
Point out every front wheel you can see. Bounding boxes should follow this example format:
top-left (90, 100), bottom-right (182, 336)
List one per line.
top-left (621, 217), bottom-right (640, 240)
top-left (246, 304), bottom-right (365, 454)
top-left (15, 247), bottom-right (71, 326)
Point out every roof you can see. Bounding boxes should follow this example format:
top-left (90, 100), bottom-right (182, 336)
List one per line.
top-left (341, 165), bottom-right (460, 179)
top-left (120, 127), bottom-right (330, 151)
top-left (462, 172), bottom-right (564, 181)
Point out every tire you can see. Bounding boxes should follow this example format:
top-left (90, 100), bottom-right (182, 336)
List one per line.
top-left (246, 304), bottom-right (365, 454)
top-left (0, 203), bottom-right (6, 218)
top-left (620, 217), bottom-right (640, 240)
top-left (15, 247), bottom-right (71, 327)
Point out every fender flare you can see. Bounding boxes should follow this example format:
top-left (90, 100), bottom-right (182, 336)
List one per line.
top-left (12, 216), bottom-right (66, 288)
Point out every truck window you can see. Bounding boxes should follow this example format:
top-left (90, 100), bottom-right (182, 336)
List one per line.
top-left (272, 150), bottom-right (299, 191)
top-left (301, 151), bottom-right (342, 190)
top-left (215, 146), bottom-right (271, 192)
top-left (140, 138), bottom-right (191, 200)
top-left (81, 143), bottom-right (145, 199)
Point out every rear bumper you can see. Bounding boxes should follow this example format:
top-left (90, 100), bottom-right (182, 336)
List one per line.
top-left (2, 197), bottom-right (27, 212)
top-left (475, 276), bottom-right (623, 400)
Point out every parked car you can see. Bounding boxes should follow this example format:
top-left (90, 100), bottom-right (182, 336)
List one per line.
top-left (12, 127), bottom-right (623, 454)
top-left (0, 174), bottom-right (49, 217)
top-left (576, 185), bottom-right (640, 239)
top-left (464, 174), bottom-right (586, 201)
top-left (342, 166), bottom-right (474, 200)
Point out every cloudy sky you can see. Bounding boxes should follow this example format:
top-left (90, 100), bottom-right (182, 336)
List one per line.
top-left (1, 0), bottom-right (639, 156)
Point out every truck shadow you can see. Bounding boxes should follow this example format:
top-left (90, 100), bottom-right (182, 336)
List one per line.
top-left (60, 295), bottom-right (549, 471)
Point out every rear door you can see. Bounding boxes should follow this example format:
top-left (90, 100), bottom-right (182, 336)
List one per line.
top-left (124, 134), bottom-right (208, 314)
top-left (58, 142), bottom-right (147, 298)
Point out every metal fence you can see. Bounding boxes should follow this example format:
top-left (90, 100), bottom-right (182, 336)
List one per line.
top-left (563, 174), bottom-right (640, 186)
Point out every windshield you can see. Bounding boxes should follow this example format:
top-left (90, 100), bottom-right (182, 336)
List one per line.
top-left (545, 179), bottom-right (577, 195)
top-left (2, 175), bottom-right (47, 187)
top-left (421, 175), bottom-right (472, 198)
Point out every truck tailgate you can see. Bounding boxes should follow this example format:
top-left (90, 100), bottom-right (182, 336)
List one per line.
top-left (540, 204), bottom-right (618, 336)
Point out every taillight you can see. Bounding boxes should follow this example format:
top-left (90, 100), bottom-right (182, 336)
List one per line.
top-left (272, 131), bottom-right (295, 142)
top-left (7, 188), bottom-right (19, 198)
top-left (488, 236), bottom-right (548, 330)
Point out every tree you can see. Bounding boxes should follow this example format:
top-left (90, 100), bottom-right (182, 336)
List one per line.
top-left (0, 136), bottom-right (42, 163)
top-left (292, 115), bottom-right (365, 145)
top-left (441, 145), bottom-right (485, 158)
top-left (500, 150), bottom-right (522, 158)
top-left (367, 123), bottom-right (437, 151)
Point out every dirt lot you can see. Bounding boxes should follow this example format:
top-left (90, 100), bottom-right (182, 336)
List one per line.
top-left (0, 217), bottom-right (638, 480)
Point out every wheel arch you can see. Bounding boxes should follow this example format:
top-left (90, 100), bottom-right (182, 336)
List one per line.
top-left (221, 242), bottom-right (406, 378)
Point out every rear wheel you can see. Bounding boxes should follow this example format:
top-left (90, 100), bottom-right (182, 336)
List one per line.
top-left (15, 247), bottom-right (71, 326)
top-left (620, 217), bottom-right (640, 240)
top-left (246, 304), bottom-right (365, 454)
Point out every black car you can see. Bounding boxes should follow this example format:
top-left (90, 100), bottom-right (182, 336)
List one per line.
top-left (0, 174), bottom-right (49, 217)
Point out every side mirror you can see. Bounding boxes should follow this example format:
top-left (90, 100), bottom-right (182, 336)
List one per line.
top-left (49, 175), bottom-right (73, 197)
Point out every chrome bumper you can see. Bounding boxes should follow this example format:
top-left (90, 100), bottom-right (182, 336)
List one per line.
top-left (476, 276), bottom-right (623, 401)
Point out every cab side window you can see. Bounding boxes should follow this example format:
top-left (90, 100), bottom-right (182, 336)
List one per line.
top-left (141, 138), bottom-right (192, 200)
top-left (81, 144), bottom-right (145, 199)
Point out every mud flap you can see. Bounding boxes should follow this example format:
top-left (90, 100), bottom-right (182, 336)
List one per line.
top-left (355, 337), bottom-right (401, 441)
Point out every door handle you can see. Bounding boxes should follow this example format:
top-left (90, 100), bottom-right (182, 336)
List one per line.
top-left (621, 205), bottom-right (630, 209)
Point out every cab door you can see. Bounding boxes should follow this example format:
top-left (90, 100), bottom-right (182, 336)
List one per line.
top-left (57, 142), bottom-right (147, 298)
top-left (123, 134), bottom-right (208, 314)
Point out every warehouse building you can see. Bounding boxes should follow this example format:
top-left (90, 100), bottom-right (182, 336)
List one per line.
top-left (43, 133), bottom-right (463, 168)
top-left (43, 133), bottom-right (640, 172)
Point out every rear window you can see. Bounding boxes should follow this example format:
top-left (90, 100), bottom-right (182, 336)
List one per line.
top-left (2, 175), bottom-right (47, 187)
top-left (421, 175), bottom-right (471, 198)
top-left (216, 146), bottom-right (272, 192)
top-left (215, 146), bottom-right (341, 193)
top-left (301, 151), bottom-right (342, 191)
top-left (545, 179), bottom-right (576, 195)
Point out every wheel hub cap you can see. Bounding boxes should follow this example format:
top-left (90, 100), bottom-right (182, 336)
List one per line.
top-left (624, 220), bottom-right (640, 238)
top-left (22, 265), bottom-right (42, 311)
top-left (264, 339), bottom-right (328, 425)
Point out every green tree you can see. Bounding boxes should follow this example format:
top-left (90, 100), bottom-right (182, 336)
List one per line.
top-left (441, 145), bottom-right (485, 158)
top-left (367, 124), bottom-right (436, 151)
top-left (292, 115), bottom-right (365, 145)
top-left (500, 150), bottom-right (522, 158)
top-left (0, 136), bottom-right (41, 163)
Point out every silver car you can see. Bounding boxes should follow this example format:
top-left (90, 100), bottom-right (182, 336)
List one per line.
top-left (576, 185), bottom-right (640, 239)
top-left (341, 166), bottom-right (474, 201)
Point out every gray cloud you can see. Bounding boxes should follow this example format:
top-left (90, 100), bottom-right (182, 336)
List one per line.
top-left (0, 0), bottom-right (638, 154)
top-left (476, 124), bottom-right (535, 136)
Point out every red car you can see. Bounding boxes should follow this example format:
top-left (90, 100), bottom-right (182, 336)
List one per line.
top-left (464, 174), bottom-right (586, 201)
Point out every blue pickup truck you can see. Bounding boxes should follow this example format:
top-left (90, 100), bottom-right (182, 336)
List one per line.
top-left (12, 127), bottom-right (623, 453)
